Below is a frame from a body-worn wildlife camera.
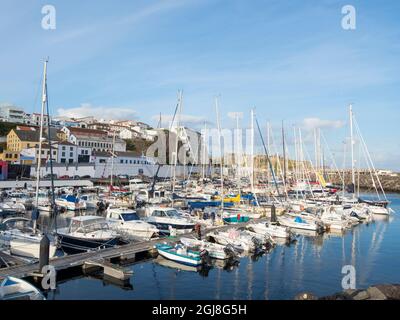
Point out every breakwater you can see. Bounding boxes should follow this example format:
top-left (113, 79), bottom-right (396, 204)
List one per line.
top-left (327, 172), bottom-right (400, 193)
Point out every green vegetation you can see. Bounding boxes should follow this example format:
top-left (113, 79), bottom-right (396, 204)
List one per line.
top-left (0, 122), bottom-right (17, 136)
top-left (124, 138), bottom-right (154, 156)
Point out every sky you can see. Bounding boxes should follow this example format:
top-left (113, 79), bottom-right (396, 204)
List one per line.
top-left (0, 0), bottom-right (399, 170)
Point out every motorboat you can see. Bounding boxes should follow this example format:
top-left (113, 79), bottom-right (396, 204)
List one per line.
top-left (56, 216), bottom-right (120, 253)
top-left (80, 194), bottom-right (100, 209)
top-left (55, 195), bottom-right (87, 211)
top-left (278, 216), bottom-right (324, 233)
top-left (154, 243), bottom-right (206, 267)
top-left (221, 210), bottom-right (250, 224)
top-left (146, 207), bottom-right (195, 235)
top-left (247, 222), bottom-right (292, 239)
top-left (180, 237), bottom-right (237, 260)
top-left (206, 228), bottom-right (262, 253)
top-left (106, 207), bottom-right (159, 240)
top-left (0, 276), bottom-right (45, 300)
top-left (0, 217), bottom-right (57, 259)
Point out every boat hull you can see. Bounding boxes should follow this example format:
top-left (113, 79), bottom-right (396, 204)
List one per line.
top-left (57, 233), bottom-right (120, 253)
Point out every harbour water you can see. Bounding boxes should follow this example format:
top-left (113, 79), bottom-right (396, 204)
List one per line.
top-left (38, 192), bottom-right (399, 300)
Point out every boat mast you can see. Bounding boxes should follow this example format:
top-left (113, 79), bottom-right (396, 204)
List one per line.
top-left (215, 96), bottom-right (224, 211)
top-left (250, 109), bottom-right (255, 199)
top-left (171, 90), bottom-right (182, 206)
top-left (33, 59), bottom-right (48, 233)
top-left (201, 122), bottom-right (207, 182)
top-left (282, 120), bottom-right (287, 189)
top-left (349, 104), bottom-right (356, 199)
top-left (110, 129), bottom-right (116, 193)
top-left (267, 121), bottom-right (271, 185)
top-left (236, 113), bottom-right (241, 197)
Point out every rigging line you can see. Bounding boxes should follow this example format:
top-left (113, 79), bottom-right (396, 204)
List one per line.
top-left (254, 116), bottom-right (281, 199)
top-left (320, 130), bottom-right (344, 185)
top-left (301, 138), bottom-right (324, 195)
top-left (45, 73), bottom-right (58, 233)
top-left (268, 123), bottom-right (288, 198)
top-left (353, 117), bottom-right (387, 201)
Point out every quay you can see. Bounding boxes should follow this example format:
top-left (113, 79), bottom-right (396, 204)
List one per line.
top-left (0, 221), bottom-right (252, 279)
top-left (0, 179), bottom-right (93, 189)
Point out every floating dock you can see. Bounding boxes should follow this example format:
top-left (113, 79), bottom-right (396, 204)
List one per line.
top-left (0, 222), bottom-right (249, 279)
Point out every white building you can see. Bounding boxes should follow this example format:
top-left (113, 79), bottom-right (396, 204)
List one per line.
top-left (61, 126), bottom-right (126, 153)
top-left (119, 128), bottom-right (141, 140)
top-left (57, 141), bottom-right (78, 164)
top-left (26, 113), bottom-right (50, 127)
top-left (0, 104), bottom-right (26, 123)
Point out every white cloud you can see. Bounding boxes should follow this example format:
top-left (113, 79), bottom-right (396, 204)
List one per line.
top-left (301, 118), bottom-right (345, 130)
top-left (57, 103), bottom-right (137, 120)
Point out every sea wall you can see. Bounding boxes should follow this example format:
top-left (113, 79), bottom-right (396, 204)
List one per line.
top-left (295, 284), bottom-right (400, 300)
top-left (327, 172), bottom-right (400, 193)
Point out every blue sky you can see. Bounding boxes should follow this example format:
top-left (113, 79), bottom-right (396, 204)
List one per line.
top-left (0, 0), bottom-right (399, 169)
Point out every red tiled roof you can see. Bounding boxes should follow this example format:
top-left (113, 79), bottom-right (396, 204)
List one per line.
top-left (68, 127), bottom-right (107, 136)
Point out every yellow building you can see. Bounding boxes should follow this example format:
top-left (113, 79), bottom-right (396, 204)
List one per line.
top-left (0, 150), bottom-right (20, 162)
top-left (7, 128), bottom-right (40, 152)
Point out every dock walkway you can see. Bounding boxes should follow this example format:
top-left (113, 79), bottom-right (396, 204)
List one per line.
top-left (0, 222), bottom-right (251, 279)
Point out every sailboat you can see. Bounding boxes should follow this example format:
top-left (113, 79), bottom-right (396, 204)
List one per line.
top-left (345, 105), bottom-right (390, 215)
top-left (0, 60), bottom-right (58, 259)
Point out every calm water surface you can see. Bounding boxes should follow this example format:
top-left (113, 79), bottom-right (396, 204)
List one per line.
top-left (43, 193), bottom-right (400, 300)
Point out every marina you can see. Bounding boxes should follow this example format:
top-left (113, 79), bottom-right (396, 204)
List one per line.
top-left (1, 1), bottom-right (399, 305)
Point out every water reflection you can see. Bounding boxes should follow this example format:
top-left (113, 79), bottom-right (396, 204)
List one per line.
top-left (35, 194), bottom-right (400, 300)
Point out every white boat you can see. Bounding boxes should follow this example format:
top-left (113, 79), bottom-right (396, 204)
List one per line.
top-left (57, 216), bottom-right (120, 253)
top-left (367, 205), bottom-right (390, 215)
top-left (206, 228), bottom-right (261, 252)
top-left (247, 222), bottom-right (292, 239)
top-left (154, 243), bottom-right (205, 267)
top-left (106, 207), bottom-right (159, 240)
top-left (146, 207), bottom-right (195, 235)
top-left (80, 194), bottom-right (100, 209)
top-left (55, 195), bottom-right (87, 211)
top-left (278, 216), bottom-right (324, 233)
top-left (180, 237), bottom-right (237, 260)
top-left (240, 229), bottom-right (275, 247)
top-left (0, 276), bottom-right (45, 300)
top-left (0, 217), bottom-right (57, 259)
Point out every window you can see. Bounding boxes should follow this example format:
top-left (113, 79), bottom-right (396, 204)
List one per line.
top-left (41, 150), bottom-right (44, 155)
top-left (53, 151), bottom-right (56, 155)
top-left (70, 147), bottom-right (73, 151)
top-left (120, 160), bottom-right (123, 164)
top-left (68, 159), bottom-right (73, 163)
top-left (62, 152), bottom-right (65, 157)
top-left (70, 152), bottom-right (73, 157)
top-left (61, 158), bottom-right (66, 163)
top-left (62, 146), bottom-right (65, 150)
top-left (100, 159), bottom-right (106, 163)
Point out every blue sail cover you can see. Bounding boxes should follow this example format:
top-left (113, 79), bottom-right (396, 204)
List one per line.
top-left (188, 201), bottom-right (234, 209)
top-left (62, 195), bottom-right (79, 203)
top-left (294, 216), bottom-right (304, 223)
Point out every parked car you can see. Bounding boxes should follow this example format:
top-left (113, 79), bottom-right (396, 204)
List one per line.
top-left (117, 174), bottom-right (129, 179)
top-left (80, 175), bottom-right (92, 179)
top-left (73, 175), bottom-right (80, 180)
top-left (59, 175), bottom-right (70, 180)
top-left (43, 174), bottom-right (57, 180)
